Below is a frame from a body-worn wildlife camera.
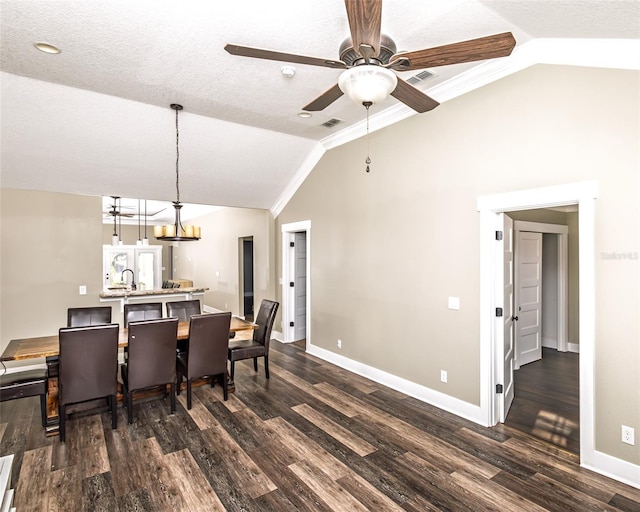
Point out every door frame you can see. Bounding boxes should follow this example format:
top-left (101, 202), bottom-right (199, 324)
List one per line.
top-left (281, 220), bottom-right (311, 344)
top-left (514, 220), bottom-right (569, 364)
top-left (478, 180), bottom-right (597, 466)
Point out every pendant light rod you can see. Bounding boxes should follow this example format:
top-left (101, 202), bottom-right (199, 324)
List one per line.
top-left (154, 104), bottom-right (201, 241)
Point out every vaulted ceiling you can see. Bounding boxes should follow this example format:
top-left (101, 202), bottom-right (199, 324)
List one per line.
top-left (1, 1), bottom-right (638, 215)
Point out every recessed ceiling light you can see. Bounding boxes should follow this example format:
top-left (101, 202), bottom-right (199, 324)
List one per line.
top-left (34, 42), bottom-right (61, 54)
top-left (297, 112), bottom-right (312, 118)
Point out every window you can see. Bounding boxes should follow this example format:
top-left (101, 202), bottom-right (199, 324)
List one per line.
top-left (103, 245), bottom-right (162, 291)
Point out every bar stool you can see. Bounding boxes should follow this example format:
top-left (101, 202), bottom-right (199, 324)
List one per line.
top-left (0, 369), bottom-right (48, 427)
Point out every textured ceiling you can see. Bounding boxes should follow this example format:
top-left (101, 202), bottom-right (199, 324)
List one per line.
top-left (1, 0), bottom-right (638, 212)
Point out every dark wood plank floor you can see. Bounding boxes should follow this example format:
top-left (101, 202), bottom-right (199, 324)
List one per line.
top-left (506, 348), bottom-right (580, 454)
top-left (2, 341), bottom-right (638, 511)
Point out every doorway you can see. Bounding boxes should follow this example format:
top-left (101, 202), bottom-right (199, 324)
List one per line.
top-left (281, 221), bottom-right (311, 344)
top-left (507, 215), bottom-right (578, 452)
top-left (477, 180), bottom-right (597, 465)
top-left (240, 237), bottom-right (254, 321)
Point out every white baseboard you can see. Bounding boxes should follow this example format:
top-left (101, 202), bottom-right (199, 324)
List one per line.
top-left (305, 342), bottom-right (485, 426)
top-left (568, 342), bottom-right (580, 353)
top-left (582, 449), bottom-right (640, 489)
top-left (305, 342), bottom-right (638, 489)
top-left (542, 337), bottom-right (558, 349)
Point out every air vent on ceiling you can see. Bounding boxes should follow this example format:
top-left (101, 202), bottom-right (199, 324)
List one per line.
top-left (321, 118), bottom-right (343, 128)
top-left (406, 70), bottom-right (435, 85)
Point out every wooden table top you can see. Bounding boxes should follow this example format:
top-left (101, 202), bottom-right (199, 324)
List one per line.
top-left (1, 316), bottom-right (255, 361)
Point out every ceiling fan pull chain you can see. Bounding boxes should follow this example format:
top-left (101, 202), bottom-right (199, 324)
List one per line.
top-left (363, 101), bottom-right (372, 173)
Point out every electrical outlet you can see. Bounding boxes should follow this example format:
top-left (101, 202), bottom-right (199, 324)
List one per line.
top-left (622, 425), bottom-right (635, 445)
top-left (337, 339), bottom-right (342, 349)
top-left (440, 370), bottom-right (448, 383)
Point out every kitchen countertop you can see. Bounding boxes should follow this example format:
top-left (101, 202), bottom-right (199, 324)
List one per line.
top-left (99, 287), bottom-right (209, 299)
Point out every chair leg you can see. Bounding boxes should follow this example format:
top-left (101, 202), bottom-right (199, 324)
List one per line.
top-left (170, 383), bottom-right (176, 414)
top-left (176, 369), bottom-right (182, 395)
top-left (230, 360), bottom-right (235, 380)
top-left (39, 393), bottom-right (47, 427)
top-left (186, 380), bottom-right (192, 410)
top-left (253, 357), bottom-right (258, 372)
top-left (110, 394), bottom-right (117, 430)
top-left (264, 355), bottom-right (270, 379)
top-left (127, 390), bottom-right (134, 424)
top-left (221, 372), bottom-right (228, 401)
top-left (59, 403), bottom-right (66, 442)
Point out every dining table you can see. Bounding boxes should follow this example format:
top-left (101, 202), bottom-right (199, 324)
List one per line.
top-left (1, 315), bottom-right (255, 434)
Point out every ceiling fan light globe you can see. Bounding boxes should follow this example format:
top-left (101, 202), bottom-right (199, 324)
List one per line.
top-left (338, 65), bottom-right (397, 105)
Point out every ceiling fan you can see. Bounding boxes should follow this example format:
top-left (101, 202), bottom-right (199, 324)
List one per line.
top-left (225, 0), bottom-right (516, 114)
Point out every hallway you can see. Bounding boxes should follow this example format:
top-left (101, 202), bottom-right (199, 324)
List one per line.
top-left (505, 348), bottom-right (580, 454)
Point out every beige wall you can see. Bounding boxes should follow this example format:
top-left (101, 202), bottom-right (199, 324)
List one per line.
top-left (277, 65), bottom-right (639, 464)
top-left (1, 189), bottom-right (105, 359)
top-left (171, 207), bottom-right (276, 317)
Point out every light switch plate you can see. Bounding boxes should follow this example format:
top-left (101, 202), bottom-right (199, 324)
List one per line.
top-left (79, 285), bottom-right (87, 295)
top-left (448, 296), bottom-right (460, 310)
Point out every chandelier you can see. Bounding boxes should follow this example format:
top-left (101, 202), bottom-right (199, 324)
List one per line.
top-left (154, 104), bottom-right (201, 241)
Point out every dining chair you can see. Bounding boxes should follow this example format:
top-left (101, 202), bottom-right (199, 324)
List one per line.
top-left (228, 299), bottom-right (279, 381)
top-left (123, 302), bottom-right (163, 362)
top-left (120, 317), bottom-right (178, 424)
top-left (58, 323), bottom-right (119, 442)
top-left (165, 300), bottom-right (201, 322)
top-left (177, 312), bottom-right (231, 408)
top-left (123, 302), bottom-right (163, 326)
top-left (0, 369), bottom-right (48, 427)
top-left (166, 300), bottom-right (200, 353)
top-left (67, 306), bottom-right (112, 327)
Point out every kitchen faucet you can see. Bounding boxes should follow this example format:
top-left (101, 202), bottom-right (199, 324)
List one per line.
top-left (122, 268), bottom-right (136, 291)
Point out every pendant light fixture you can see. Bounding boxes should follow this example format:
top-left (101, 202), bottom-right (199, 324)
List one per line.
top-left (111, 196), bottom-right (120, 245)
top-left (154, 104), bottom-right (201, 241)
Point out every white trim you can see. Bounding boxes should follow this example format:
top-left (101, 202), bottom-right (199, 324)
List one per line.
top-left (568, 342), bottom-right (580, 354)
top-left (280, 220), bottom-right (311, 345)
top-left (271, 144), bottom-right (325, 218)
top-left (305, 343), bottom-right (485, 426)
top-left (478, 181), bottom-right (610, 472)
top-left (582, 450), bottom-right (640, 490)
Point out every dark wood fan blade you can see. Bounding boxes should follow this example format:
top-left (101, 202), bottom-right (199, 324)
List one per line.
top-left (303, 84), bottom-right (344, 111)
top-left (224, 44), bottom-right (346, 69)
top-left (391, 78), bottom-right (439, 113)
top-left (389, 32), bottom-right (516, 71)
top-left (345, 0), bottom-right (382, 60)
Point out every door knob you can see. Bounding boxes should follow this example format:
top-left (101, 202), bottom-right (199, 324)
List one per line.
top-left (512, 316), bottom-right (519, 321)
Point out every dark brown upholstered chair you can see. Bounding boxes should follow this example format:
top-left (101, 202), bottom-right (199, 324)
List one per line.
top-left (123, 302), bottom-right (163, 362)
top-left (67, 306), bottom-right (112, 327)
top-left (166, 300), bottom-right (200, 353)
top-left (123, 302), bottom-right (163, 326)
top-left (165, 300), bottom-right (201, 322)
top-left (58, 324), bottom-right (119, 442)
top-left (120, 317), bottom-right (178, 424)
top-left (177, 312), bottom-right (231, 408)
top-left (228, 299), bottom-right (279, 381)
top-left (0, 369), bottom-right (48, 427)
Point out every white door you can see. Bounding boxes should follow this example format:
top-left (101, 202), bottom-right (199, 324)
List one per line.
top-left (293, 232), bottom-right (307, 341)
top-left (499, 215), bottom-right (515, 422)
top-left (515, 231), bottom-right (543, 366)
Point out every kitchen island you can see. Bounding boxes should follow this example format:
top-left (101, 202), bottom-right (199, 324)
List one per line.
top-left (99, 287), bottom-right (209, 311)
